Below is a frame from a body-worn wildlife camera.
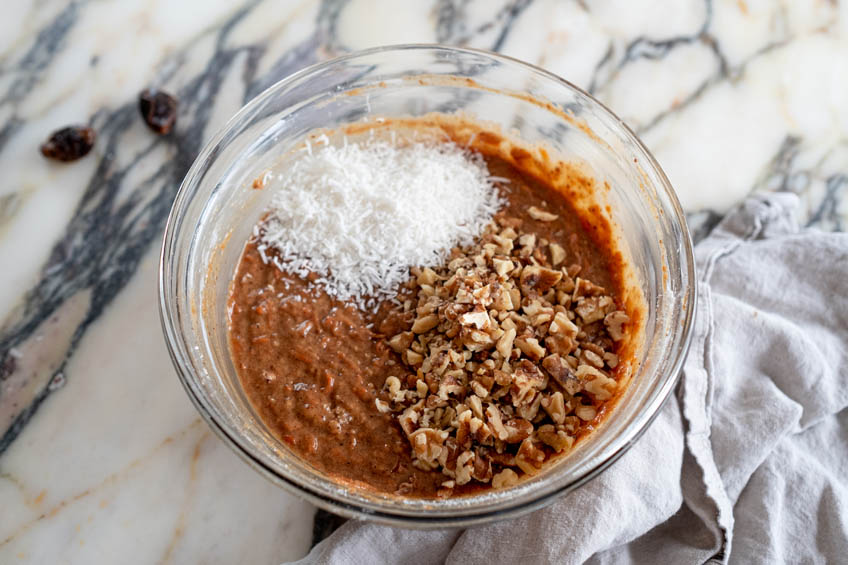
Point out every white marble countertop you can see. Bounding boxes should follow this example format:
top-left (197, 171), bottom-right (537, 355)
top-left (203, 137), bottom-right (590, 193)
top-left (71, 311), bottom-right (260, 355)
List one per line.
top-left (0, 0), bottom-right (845, 562)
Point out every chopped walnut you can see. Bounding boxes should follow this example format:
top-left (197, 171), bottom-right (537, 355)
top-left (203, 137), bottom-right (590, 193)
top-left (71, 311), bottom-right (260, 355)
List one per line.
top-left (437, 480), bottom-right (455, 498)
top-left (487, 404), bottom-right (509, 441)
top-left (581, 348), bottom-right (604, 369)
top-left (515, 437), bottom-right (546, 475)
top-left (578, 365), bottom-right (617, 401)
top-left (604, 310), bottom-right (629, 341)
top-left (406, 349), bottom-right (424, 365)
top-left (381, 215), bottom-right (631, 493)
top-left (515, 336), bottom-right (546, 361)
top-left (471, 450), bottom-right (493, 482)
top-left (455, 451), bottom-right (475, 485)
top-left (460, 310), bottom-right (491, 329)
top-left (549, 242), bottom-right (566, 266)
top-left (550, 311), bottom-right (578, 338)
top-left (496, 326), bottom-right (517, 358)
top-left (493, 257), bottom-right (514, 277)
top-left (541, 354), bottom-right (580, 394)
top-left (412, 314), bottom-right (440, 333)
top-left (398, 400), bottom-right (422, 435)
top-left (527, 206), bottom-right (558, 222)
top-left (520, 265), bottom-right (562, 294)
top-left (575, 404), bottom-right (597, 421)
top-left (575, 296), bottom-right (613, 323)
top-left (491, 468), bottom-right (520, 488)
top-left (410, 428), bottom-right (449, 468)
top-left (536, 424), bottom-right (574, 452)
top-left (541, 391), bottom-right (567, 424)
top-left (503, 418), bottom-right (534, 443)
top-left (388, 331), bottom-right (413, 353)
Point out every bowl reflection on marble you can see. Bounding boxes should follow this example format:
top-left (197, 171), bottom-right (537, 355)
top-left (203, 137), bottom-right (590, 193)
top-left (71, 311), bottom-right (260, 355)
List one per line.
top-left (158, 45), bottom-right (695, 527)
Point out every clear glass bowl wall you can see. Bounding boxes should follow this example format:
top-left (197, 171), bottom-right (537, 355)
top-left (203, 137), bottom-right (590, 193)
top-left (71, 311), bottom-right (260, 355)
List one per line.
top-left (159, 45), bottom-right (695, 527)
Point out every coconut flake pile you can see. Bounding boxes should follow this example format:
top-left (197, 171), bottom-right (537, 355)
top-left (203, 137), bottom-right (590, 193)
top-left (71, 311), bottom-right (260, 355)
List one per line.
top-left (257, 138), bottom-right (505, 309)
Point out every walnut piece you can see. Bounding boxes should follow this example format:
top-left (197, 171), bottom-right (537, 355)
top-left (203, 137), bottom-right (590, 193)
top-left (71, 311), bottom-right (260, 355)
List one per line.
top-left (520, 265), bottom-right (562, 294)
top-left (527, 206), bottom-right (559, 222)
top-left (412, 314), bottom-right (440, 333)
top-left (604, 310), bottom-right (630, 341)
top-left (491, 468), bottom-right (520, 488)
top-left (549, 243), bottom-right (566, 266)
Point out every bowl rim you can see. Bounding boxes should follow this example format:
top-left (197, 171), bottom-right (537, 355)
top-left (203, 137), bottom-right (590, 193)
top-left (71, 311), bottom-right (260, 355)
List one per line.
top-left (158, 43), bottom-right (697, 527)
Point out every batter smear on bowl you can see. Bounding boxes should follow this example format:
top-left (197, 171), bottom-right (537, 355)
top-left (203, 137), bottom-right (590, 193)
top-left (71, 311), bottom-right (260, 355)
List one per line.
top-left (228, 119), bottom-right (640, 498)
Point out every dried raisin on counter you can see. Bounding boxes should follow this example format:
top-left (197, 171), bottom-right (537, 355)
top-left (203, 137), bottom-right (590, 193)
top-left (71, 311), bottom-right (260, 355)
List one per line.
top-left (139, 89), bottom-right (177, 134)
top-left (40, 126), bottom-right (95, 162)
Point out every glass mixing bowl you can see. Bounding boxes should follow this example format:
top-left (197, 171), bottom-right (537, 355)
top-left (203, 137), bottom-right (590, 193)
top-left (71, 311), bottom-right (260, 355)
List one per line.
top-left (158, 45), bottom-right (695, 527)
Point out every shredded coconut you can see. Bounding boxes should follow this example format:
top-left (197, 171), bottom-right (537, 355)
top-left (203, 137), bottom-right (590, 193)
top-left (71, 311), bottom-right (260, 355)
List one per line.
top-left (258, 139), bottom-right (505, 309)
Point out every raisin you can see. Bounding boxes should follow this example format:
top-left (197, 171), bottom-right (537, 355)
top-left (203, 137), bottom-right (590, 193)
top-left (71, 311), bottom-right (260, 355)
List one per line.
top-left (40, 126), bottom-right (95, 162)
top-left (139, 89), bottom-right (177, 134)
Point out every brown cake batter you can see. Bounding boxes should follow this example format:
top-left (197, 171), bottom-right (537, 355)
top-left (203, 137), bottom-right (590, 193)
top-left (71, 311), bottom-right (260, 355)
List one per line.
top-left (228, 145), bottom-right (635, 497)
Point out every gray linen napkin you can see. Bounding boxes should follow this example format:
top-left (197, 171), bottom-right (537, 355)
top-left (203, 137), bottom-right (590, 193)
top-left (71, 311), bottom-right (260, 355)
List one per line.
top-left (290, 193), bottom-right (848, 564)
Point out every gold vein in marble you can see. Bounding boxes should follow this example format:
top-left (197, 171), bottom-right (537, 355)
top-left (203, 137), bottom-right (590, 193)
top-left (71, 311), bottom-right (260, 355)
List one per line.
top-left (0, 419), bottom-right (204, 548)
